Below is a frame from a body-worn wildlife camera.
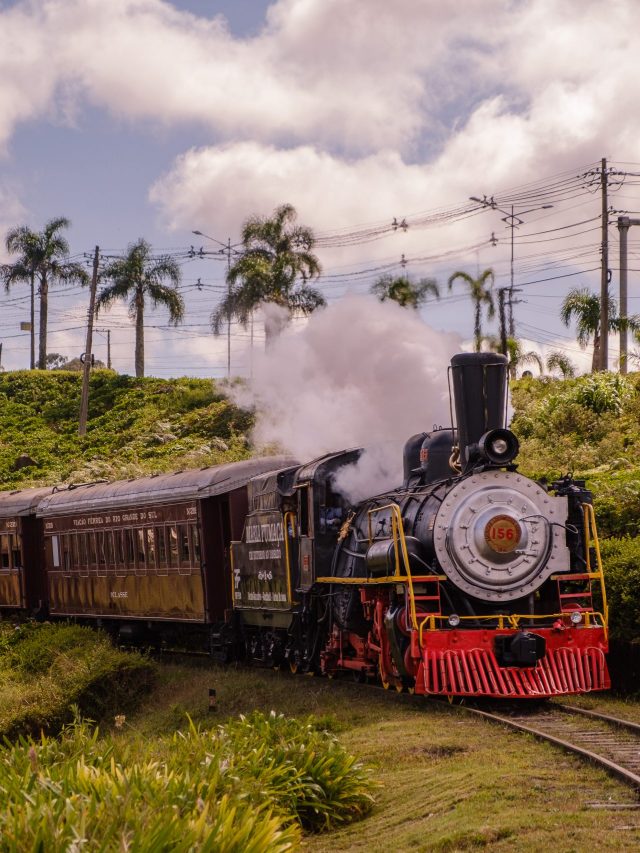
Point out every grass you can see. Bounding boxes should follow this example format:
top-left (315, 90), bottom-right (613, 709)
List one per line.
top-left (2, 630), bottom-right (640, 850)
top-left (127, 663), bottom-right (640, 853)
top-left (0, 622), bottom-right (155, 738)
top-left (0, 710), bottom-right (374, 851)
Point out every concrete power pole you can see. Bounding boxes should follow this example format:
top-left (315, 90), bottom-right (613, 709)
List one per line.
top-left (78, 246), bottom-right (100, 437)
top-left (599, 158), bottom-right (609, 370)
top-left (498, 288), bottom-right (508, 357)
top-left (617, 216), bottom-right (640, 374)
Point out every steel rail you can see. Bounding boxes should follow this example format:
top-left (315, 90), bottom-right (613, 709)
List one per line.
top-left (461, 703), bottom-right (640, 791)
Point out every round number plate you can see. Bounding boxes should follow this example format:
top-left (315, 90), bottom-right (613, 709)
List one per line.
top-left (484, 514), bottom-right (522, 554)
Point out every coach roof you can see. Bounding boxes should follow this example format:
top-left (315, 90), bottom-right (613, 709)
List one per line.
top-left (0, 487), bottom-right (56, 518)
top-left (36, 456), bottom-right (298, 517)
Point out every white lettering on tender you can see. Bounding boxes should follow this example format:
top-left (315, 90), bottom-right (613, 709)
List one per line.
top-left (245, 522), bottom-right (284, 544)
top-left (248, 549), bottom-right (281, 561)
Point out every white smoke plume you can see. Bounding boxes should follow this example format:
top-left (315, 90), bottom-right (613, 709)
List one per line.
top-left (231, 295), bottom-right (461, 502)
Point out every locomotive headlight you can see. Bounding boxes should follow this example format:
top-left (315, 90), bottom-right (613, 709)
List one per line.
top-left (476, 428), bottom-right (520, 466)
top-left (490, 437), bottom-right (509, 455)
top-left (570, 611), bottom-right (583, 625)
top-left (448, 614), bottom-right (461, 627)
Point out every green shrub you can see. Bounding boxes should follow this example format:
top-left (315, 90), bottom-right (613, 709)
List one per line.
top-left (0, 710), bottom-right (375, 850)
top-left (0, 623), bottom-right (155, 738)
top-left (221, 711), bottom-right (375, 832)
top-left (601, 537), bottom-right (640, 642)
top-left (0, 371), bottom-right (255, 488)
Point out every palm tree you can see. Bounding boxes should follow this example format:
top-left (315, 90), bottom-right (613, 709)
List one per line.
top-left (560, 288), bottom-right (640, 372)
top-left (546, 351), bottom-right (576, 378)
top-left (370, 274), bottom-right (439, 309)
top-left (211, 204), bottom-right (324, 347)
top-left (448, 268), bottom-right (495, 352)
top-left (482, 335), bottom-right (543, 376)
top-left (1, 218), bottom-right (88, 369)
top-left (96, 239), bottom-right (183, 377)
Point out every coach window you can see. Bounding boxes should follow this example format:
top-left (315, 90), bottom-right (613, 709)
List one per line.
top-left (177, 525), bottom-right (190, 567)
top-left (88, 532), bottom-right (99, 573)
top-left (51, 535), bottom-right (61, 569)
top-left (96, 531), bottom-right (107, 574)
top-left (61, 535), bottom-right (72, 572)
top-left (146, 528), bottom-right (156, 570)
top-left (103, 530), bottom-right (115, 574)
top-left (122, 530), bottom-right (133, 568)
top-left (0, 533), bottom-right (11, 569)
top-left (136, 529), bottom-right (147, 573)
top-left (70, 535), bottom-right (79, 572)
top-left (156, 527), bottom-right (168, 568)
top-left (113, 530), bottom-right (123, 567)
top-left (191, 526), bottom-right (201, 564)
top-left (1, 534), bottom-right (10, 569)
top-left (168, 525), bottom-right (179, 567)
top-left (12, 536), bottom-right (22, 568)
top-left (78, 534), bottom-right (88, 571)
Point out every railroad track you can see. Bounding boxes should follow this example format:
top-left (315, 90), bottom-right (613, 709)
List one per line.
top-left (463, 702), bottom-right (640, 792)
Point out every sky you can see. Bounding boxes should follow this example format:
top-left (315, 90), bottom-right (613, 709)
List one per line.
top-left (1, 0), bottom-right (640, 378)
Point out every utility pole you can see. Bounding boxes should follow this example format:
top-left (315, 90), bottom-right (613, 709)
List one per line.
top-left (78, 246), bottom-right (100, 437)
top-left (191, 230), bottom-right (235, 379)
top-left (470, 197), bottom-right (552, 342)
top-left (600, 157), bottom-right (609, 371)
top-left (617, 216), bottom-right (640, 374)
top-left (226, 237), bottom-right (231, 378)
top-left (498, 288), bottom-right (508, 356)
top-left (29, 272), bottom-right (35, 370)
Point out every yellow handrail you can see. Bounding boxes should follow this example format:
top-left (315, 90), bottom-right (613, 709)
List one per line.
top-left (582, 502), bottom-right (609, 629)
top-left (417, 609), bottom-right (607, 647)
top-left (367, 503), bottom-right (418, 631)
top-left (283, 511), bottom-right (296, 604)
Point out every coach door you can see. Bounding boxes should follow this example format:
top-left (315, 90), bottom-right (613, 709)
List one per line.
top-left (297, 485), bottom-right (314, 590)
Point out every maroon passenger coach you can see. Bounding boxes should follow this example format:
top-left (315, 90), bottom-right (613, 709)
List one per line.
top-left (34, 457), bottom-right (295, 640)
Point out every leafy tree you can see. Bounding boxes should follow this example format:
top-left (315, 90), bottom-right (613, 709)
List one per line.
top-left (1, 218), bottom-right (88, 369)
top-left (212, 204), bottom-right (324, 347)
top-left (560, 288), bottom-right (640, 373)
top-left (46, 353), bottom-right (68, 369)
top-left (447, 268), bottom-right (495, 352)
top-left (482, 335), bottom-right (543, 376)
top-left (370, 274), bottom-right (439, 309)
top-left (546, 350), bottom-right (576, 378)
top-left (96, 239), bottom-right (183, 378)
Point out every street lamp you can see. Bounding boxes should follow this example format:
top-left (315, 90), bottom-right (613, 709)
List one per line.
top-left (470, 198), bottom-right (553, 338)
top-left (192, 230), bottom-right (233, 378)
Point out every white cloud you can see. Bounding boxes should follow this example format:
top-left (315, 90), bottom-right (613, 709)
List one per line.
top-left (0, 0), bottom-right (501, 152)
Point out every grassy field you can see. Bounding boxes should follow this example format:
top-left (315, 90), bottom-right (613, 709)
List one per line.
top-left (126, 661), bottom-right (640, 853)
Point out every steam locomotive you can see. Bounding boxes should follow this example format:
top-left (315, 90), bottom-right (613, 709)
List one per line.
top-left (0, 352), bottom-right (610, 698)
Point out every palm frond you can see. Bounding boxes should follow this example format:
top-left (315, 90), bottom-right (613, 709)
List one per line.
top-left (146, 282), bottom-right (185, 324)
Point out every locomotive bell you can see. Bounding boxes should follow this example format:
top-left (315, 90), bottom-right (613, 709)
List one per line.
top-left (450, 352), bottom-right (510, 472)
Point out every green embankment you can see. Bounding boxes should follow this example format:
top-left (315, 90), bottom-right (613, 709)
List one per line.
top-left (0, 369), bottom-right (253, 488)
top-left (511, 370), bottom-right (640, 642)
top-left (0, 626), bottom-right (375, 850)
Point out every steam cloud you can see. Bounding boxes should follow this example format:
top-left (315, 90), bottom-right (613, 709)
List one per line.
top-left (231, 296), bottom-right (461, 502)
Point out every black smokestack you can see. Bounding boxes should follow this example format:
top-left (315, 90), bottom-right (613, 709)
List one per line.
top-left (450, 352), bottom-right (508, 471)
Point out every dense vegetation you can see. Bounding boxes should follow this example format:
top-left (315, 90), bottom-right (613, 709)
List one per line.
top-left (0, 710), bottom-right (373, 850)
top-left (0, 623), bottom-right (154, 739)
top-left (0, 369), bottom-right (253, 487)
top-left (512, 370), bottom-right (640, 641)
